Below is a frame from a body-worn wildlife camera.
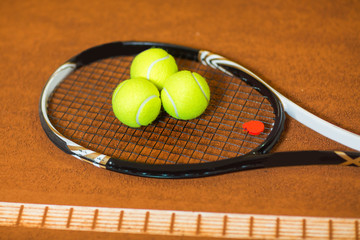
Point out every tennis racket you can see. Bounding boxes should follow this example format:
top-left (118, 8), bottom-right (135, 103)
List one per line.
top-left (39, 41), bottom-right (360, 178)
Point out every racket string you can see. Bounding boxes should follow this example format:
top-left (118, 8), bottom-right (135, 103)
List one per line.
top-left (47, 55), bottom-right (276, 165)
top-left (83, 57), bottom-right (132, 152)
top-left (62, 65), bottom-right (112, 147)
top-left (77, 58), bottom-right (130, 152)
top-left (73, 61), bottom-right (113, 146)
top-left (49, 65), bottom-right (98, 137)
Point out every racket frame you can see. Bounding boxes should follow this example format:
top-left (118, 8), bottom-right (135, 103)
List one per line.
top-left (40, 41), bottom-right (360, 178)
top-left (39, 41), bottom-right (285, 178)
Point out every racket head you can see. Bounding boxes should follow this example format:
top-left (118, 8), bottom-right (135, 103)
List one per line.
top-left (39, 41), bottom-right (285, 178)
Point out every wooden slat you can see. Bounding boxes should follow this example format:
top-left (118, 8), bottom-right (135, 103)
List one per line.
top-left (0, 202), bottom-right (359, 239)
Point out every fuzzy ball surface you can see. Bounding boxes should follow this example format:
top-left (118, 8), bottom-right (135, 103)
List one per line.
top-left (112, 78), bottom-right (161, 128)
top-left (130, 48), bottom-right (178, 90)
top-left (161, 70), bottom-right (210, 120)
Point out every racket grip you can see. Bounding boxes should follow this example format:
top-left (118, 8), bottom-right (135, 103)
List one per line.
top-left (106, 151), bottom-right (359, 179)
top-left (244, 151), bottom-right (360, 169)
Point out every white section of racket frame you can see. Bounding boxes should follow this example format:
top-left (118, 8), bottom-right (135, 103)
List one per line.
top-left (200, 51), bottom-right (360, 151)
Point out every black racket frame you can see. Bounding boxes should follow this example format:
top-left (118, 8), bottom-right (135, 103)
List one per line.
top-left (39, 41), bottom-right (288, 178)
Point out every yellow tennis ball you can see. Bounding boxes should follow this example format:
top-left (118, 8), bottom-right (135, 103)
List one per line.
top-left (130, 48), bottom-right (178, 90)
top-left (112, 78), bottom-right (161, 128)
top-left (161, 70), bottom-right (210, 120)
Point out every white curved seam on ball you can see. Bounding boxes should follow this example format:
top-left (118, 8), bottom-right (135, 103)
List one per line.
top-left (147, 55), bottom-right (170, 80)
top-left (136, 95), bottom-right (158, 126)
top-left (163, 88), bottom-right (179, 118)
top-left (113, 81), bottom-right (127, 100)
top-left (191, 73), bottom-right (209, 102)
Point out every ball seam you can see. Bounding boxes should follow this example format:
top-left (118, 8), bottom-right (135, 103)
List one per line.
top-left (191, 73), bottom-right (209, 102)
top-left (163, 88), bottom-right (179, 119)
top-left (136, 95), bottom-right (158, 126)
top-left (112, 81), bottom-right (127, 100)
top-left (146, 55), bottom-right (170, 80)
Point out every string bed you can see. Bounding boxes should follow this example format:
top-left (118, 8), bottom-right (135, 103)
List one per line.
top-left (47, 53), bottom-right (276, 165)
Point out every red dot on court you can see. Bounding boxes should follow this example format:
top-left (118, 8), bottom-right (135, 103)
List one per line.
top-left (242, 120), bottom-right (265, 136)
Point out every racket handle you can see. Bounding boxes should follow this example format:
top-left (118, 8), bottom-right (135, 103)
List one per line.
top-left (278, 95), bottom-right (360, 151)
top-left (106, 151), bottom-right (359, 179)
top-left (241, 151), bottom-right (360, 169)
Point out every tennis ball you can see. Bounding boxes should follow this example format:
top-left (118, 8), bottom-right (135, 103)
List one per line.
top-left (130, 48), bottom-right (178, 90)
top-left (161, 70), bottom-right (210, 120)
top-left (112, 78), bottom-right (161, 128)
